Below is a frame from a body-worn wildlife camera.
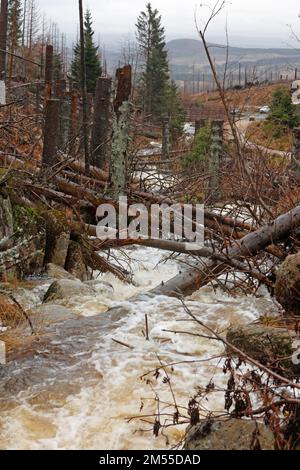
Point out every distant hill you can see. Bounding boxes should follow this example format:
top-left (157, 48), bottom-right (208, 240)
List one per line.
top-left (167, 39), bottom-right (300, 82)
top-left (105, 38), bottom-right (300, 84)
top-left (167, 38), bottom-right (300, 65)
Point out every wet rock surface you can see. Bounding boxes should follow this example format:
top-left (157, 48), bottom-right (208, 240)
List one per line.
top-left (226, 323), bottom-right (300, 376)
top-left (65, 241), bottom-right (90, 282)
top-left (0, 305), bottom-right (126, 398)
top-left (275, 253), bottom-right (300, 315)
top-left (184, 419), bottom-right (274, 450)
top-left (46, 263), bottom-right (78, 281)
top-left (43, 279), bottom-right (96, 304)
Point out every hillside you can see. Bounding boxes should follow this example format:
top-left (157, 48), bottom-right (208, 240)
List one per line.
top-left (167, 39), bottom-right (300, 83)
top-left (167, 38), bottom-right (300, 66)
top-left (183, 82), bottom-right (291, 111)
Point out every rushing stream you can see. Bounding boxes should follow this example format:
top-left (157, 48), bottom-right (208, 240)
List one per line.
top-left (0, 247), bottom-right (275, 450)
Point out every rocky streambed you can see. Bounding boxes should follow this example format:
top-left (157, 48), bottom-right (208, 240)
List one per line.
top-left (1, 245), bottom-right (297, 450)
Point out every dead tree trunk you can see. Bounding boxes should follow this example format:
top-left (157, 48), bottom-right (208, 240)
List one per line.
top-left (78, 0), bottom-right (89, 172)
top-left (44, 44), bottom-right (53, 101)
top-left (55, 79), bottom-right (70, 150)
top-left (0, 0), bottom-right (8, 80)
top-left (152, 205), bottom-right (300, 298)
top-left (42, 99), bottom-right (60, 169)
top-left (91, 77), bottom-right (112, 170)
top-left (206, 119), bottom-right (223, 201)
top-left (107, 65), bottom-right (132, 200)
top-left (162, 115), bottom-right (171, 160)
top-left (69, 90), bottom-right (79, 157)
top-left (195, 119), bottom-right (207, 135)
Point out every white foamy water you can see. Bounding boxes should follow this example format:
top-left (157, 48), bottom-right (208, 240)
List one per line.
top-left (0, 247), bottom-right (275, 450)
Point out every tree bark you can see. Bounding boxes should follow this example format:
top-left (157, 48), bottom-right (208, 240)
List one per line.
top-left (78, 0), bottom-right (89, 172)
top-left (0, 0), bottom-right (8, 79)
top-left (91, 77), bottom-right (112, 169)
top-left (108, 65), bottom-right (132, 199)
top-left (42, 99), bottom-right (60, 168)
top-left (151, 205), bottom-right (300, 297)
top-left (44, 44), bottom-right (53, 100)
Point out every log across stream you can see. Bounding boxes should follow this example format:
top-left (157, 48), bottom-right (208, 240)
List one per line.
top-left (0, 247), bottom-right (275, 450)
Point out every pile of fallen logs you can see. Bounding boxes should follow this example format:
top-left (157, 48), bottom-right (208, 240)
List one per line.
top-left (1, 139), bottom-right (299, 297)
top-left (1, 57), bottom-right (300, 296)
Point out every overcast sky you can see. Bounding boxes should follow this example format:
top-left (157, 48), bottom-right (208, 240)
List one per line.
top-left (38, 0), bottom-right (300, 48)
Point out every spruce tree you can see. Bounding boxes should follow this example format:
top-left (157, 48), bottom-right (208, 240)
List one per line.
top-left (136, 3), bottom-right (169, 120)
top-left (136, 3), bottom-right (184, 130)
top-left (71, 9), bottom-right (102, 93)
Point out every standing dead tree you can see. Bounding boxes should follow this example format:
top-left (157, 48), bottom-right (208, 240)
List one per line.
top-left (91, 77), bottom-right (112, 170)
top-left (42, 98), bottom-right (60, 169)
top-left (44, 44), bottom-right (53, 100)
top-left (0, 0), bottom-right (8, 80)
top-left (78, 0), bottom-right (89, 173)
top-left (108, 64), bottom-right (132, 199)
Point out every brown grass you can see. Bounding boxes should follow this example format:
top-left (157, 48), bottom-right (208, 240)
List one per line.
top-left (184, 82), bottom-right (291, 111)
top-left (0, 294), bottom-right (25, 329)
top-left (246, 121), bottom-right (293, 152)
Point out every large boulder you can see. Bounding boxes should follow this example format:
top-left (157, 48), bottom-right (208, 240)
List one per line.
top-left (46, 263), bottom-right (77, 281)
top-left (227, 323), bottom-right (300, 376)
top-left (84, 279), bottom-right (114, 295)
top-left (184, 419), bottom-right (274, 450)
top-left (43, 279), bottom-right (95, 304)
top-left (31, 304), bottom-right (75, 322)
top-left (275, 253), bottom-right (300, 315)
top-left (64, 241), bottom-right (90, 282)
top-left (43, 213), bottom-right (70, 268)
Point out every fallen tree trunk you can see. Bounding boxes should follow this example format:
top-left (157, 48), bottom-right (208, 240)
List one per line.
top-left (151, 205), bottom-right (300, 297)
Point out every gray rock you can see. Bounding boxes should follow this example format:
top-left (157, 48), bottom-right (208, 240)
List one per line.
top-left (227, 323), bottom-right (300, 376)
top-left (64, 241), bottom-right (90, 282)
top-left (43, 279), bottom-right (95, 304)
top-left (84, 279), bottom-right (114, 295)
top-left (275, 252), bottom-right (300, 315)
top-left (49, 232), bottom-right (70, 268)
top-left (44, 213), bottom-right (70, 268)
top-left (46, 263), bottom-right (77, 281)
top-left (185, 419), bottom-right (274, 450)
top-left (31, 304), bottom-right (75, 322)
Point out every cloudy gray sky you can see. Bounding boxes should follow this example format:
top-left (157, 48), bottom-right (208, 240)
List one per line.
top-left (38, 0), bottom-right (300, 48)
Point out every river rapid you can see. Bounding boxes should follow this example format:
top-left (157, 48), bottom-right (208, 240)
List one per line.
top-left (0, 247), bottom-right (275, 450)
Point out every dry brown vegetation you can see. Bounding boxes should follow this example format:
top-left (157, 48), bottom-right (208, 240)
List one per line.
top-left (246, 121), bottom-right (293, 152)
top-left (0, 294), bottom-right (25, 328)
top-left (184, 82), bottom-right (291, 111)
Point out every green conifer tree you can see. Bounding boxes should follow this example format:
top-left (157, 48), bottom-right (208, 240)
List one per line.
top-left (71, 9), bottom-right (102, 93)
top-left (136, 3), bottom-right (169, 120)
top-left (136, 3), bottom-right (184, 130)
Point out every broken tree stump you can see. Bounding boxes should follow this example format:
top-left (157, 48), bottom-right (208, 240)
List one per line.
top-left (42, 98), bottom-right (60, 169)
top-left (91, 77), bottom-right (112, 169)
top-left (44, 44), bottom-right (53, 101)
top-left (0, 0), bottom-right (8, 80)
top-left (206, 119), bottom-right (224, 201)
top-left (69, 90), bottom-right (80, 157)
top-left (108, 65), bottom-right (132, 199)
top-left (162, 115), bottom-right (171, 160)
